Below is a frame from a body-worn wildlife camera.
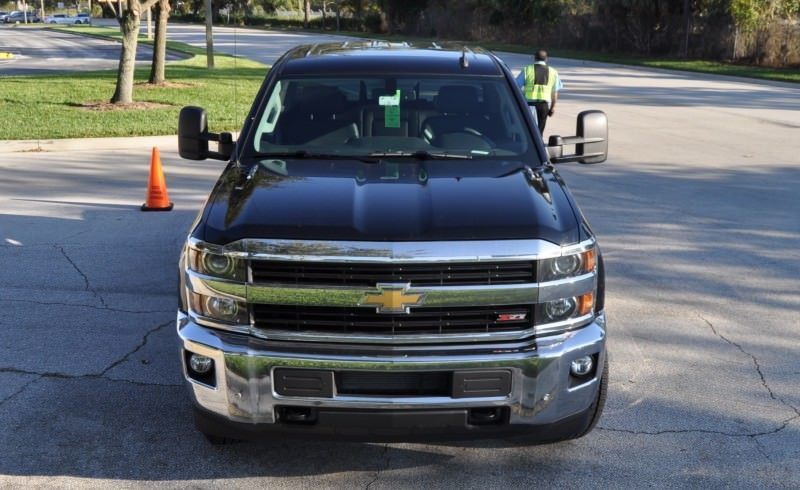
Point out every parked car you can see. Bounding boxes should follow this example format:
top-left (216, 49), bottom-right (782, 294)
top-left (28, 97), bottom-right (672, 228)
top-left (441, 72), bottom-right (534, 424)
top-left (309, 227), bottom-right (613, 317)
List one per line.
top-left (0, 12), bottom-right (9, 22)
top-left (176, 41), bottom-right (609, 445)
top-left (45, 13), bottom-right (80, 24)
top-left (4, 11), bottom-right (40, 23)
top-left (75, 13), bottom-right (91, 24)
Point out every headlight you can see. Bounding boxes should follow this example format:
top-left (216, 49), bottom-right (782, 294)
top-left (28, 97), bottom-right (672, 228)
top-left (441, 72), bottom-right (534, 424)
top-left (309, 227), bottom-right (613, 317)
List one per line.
top-left (538, 248), bottom-right (596, 282)
top-left (544, 297), bottom-right (576, 321)
top-left (203, 253), bottom-right (234, 276)
top-left (189, 292), bottom-right (249, 324)
top-left (187, 246), bottom-right (246, 281)
top-left (537, 292), bottom-right (595, 329)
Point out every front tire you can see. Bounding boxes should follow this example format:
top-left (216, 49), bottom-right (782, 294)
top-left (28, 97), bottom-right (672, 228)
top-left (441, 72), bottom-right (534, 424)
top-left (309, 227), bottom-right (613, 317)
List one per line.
top-left (573, 356), bottom-right (608, 438)
top-left (202, 432), bottom-right (239, 446)
top-left (536, 356), bottom-right (608, 444)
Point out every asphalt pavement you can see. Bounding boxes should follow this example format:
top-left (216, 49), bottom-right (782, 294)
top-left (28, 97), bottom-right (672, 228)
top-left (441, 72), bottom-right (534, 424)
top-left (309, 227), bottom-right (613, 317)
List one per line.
top-left (1, 27), bottom-right (799, 488)
top-left (0, 25), bottom-right (183, 75)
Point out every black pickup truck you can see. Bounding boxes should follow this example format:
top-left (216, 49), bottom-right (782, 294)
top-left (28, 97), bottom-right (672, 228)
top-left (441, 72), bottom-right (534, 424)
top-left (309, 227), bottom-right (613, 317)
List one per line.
top-left (176, 41), bottom-right (609, 444)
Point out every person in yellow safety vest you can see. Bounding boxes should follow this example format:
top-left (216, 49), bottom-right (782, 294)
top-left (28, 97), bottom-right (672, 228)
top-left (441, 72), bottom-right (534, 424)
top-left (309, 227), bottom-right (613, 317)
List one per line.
top-left (516, 49), bottom-right (563, 135)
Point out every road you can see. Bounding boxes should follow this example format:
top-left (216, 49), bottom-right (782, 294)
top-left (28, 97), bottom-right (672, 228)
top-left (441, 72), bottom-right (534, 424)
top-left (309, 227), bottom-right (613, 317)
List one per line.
top-left (1, 27), bottom-right (799, 488)
top-left (0, 26), bottom-right (182, 75)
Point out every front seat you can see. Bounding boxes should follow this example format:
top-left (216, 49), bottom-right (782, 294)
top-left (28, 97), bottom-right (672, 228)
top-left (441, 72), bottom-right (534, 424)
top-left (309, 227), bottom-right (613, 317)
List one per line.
top-left (421, 85), bottom-right (494, 150)
top-left (277, 86), bottom-right (359, 146)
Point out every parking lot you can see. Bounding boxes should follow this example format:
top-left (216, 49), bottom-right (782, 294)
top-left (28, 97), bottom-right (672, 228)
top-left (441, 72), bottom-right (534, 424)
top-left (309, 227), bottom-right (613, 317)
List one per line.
top-left (1, 36), bottom-right (799, 487)
top-left (0, 25), bottom-right (184, 75)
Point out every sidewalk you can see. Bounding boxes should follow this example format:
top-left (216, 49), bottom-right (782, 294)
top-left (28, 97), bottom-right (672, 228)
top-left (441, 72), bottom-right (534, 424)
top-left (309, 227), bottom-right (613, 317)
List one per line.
top-left (0, 135), bottom-right (177, 153)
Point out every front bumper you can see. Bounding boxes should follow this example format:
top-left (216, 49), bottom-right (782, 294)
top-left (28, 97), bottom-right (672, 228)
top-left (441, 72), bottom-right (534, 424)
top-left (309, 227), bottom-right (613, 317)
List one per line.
top-left (177, 311), bottom-right (606, 441)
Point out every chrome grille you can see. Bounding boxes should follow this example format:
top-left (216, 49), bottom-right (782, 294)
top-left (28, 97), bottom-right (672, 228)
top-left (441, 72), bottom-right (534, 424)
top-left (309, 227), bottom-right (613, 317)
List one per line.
top-left (252, 304), bottom-right (534, 336)
top-left (250, 260), bottom-right (536, 286)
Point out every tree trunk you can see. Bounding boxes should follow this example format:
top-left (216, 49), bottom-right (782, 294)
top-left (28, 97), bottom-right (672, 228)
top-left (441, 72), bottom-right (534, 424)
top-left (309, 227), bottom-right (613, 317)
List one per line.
top-left (336, 2), bottom-right (340, 31)
top-left (682, 0), bottom-right (690, 58)
top-left (111, 9), bottom-right (141, 104)
top-left (204, 0), bottom-right (214, 68)
top-left (146, 7), bottom-right (153, 39)
top-left (149, 0), bottom-right (170, 84)
top-left (304, 0), bottom-right (310, 29)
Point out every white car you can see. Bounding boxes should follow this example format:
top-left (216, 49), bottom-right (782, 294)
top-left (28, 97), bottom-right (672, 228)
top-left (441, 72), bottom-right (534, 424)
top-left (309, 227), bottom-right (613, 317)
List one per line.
top-left (45, 14), bottom-right (85, 24)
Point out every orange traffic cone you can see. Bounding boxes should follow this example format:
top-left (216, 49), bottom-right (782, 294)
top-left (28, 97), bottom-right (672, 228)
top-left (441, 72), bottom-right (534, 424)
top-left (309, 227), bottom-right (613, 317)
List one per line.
top-left (141, 147), bottom-right (174, 212)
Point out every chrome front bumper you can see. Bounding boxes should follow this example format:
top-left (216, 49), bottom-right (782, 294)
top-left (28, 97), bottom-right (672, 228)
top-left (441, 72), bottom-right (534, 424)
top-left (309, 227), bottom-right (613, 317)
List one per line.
top-left (177, 310), bottom-right (607, 433)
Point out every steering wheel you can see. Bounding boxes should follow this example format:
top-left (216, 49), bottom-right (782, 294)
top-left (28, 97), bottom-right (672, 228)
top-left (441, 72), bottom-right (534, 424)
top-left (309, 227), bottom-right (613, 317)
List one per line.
top-left (463, 127), bottom-right (496, 148)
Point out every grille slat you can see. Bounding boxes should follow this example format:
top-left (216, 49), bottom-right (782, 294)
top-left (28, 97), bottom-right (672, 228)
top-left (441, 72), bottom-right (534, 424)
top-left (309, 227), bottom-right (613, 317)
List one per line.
top-left (251, 260), bottom-right (536, 286)
top-left (253, 304), bottom-right (533, 336)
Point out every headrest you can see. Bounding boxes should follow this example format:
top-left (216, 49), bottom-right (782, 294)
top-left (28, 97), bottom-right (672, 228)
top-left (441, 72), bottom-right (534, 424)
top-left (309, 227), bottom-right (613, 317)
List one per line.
top-left (297, 85), bottom-right (348, 114)
top-left (435, 85), bottom-right (480, 114)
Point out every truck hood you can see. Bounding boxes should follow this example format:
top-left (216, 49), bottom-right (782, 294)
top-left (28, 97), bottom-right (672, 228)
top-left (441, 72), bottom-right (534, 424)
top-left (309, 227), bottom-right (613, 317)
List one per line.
top-left (200, 159), bottom-right (579, 244)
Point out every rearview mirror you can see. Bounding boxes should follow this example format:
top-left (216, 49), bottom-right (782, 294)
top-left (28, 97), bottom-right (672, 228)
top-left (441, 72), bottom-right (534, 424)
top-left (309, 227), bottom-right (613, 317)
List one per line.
top-left (547, 110), bottom-right (608, 164)
top-left (178, 106), bottom-right (234, 161)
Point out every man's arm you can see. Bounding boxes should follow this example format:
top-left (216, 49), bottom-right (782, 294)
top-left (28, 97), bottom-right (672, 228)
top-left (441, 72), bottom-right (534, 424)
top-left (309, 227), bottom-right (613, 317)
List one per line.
top-left (549, 72), bottom-right (563, 116)
top-left (515, 70), bottom-right (526, 89)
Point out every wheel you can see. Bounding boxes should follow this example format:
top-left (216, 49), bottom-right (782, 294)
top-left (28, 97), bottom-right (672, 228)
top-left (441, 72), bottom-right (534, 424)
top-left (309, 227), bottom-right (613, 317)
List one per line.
top-left (49, 21), bottom-right (56, 24)
top-left (74, 20), bottom-right (81, 24)
top-left (573, 356), bottom-right (608, 438)
top-left (531, 356), bottom-right (608, 445)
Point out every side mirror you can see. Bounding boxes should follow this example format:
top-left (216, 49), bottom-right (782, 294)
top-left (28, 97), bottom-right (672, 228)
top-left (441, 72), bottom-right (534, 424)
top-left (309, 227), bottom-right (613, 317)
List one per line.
top-left (547, 110), bottom-right (608, 164)
top-left (178, 106), bottom-right (234, 161)
top-left (178, 106), bottom-right (209, 160)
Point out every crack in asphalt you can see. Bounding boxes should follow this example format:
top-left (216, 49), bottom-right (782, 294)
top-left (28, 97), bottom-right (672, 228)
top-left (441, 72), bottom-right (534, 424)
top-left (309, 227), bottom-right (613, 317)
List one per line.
top-left (597, 414), bottom-right (799, 438)
top-left (0, 319), bottom-right (181, 400)
top-left (56, 245), bottom-right (108, 308)
top-left (100, 320), bottom-right (173, 376)
top-left (598, 314), bottom-right (800, 452)
top-left (365, 444), bottom-right (391, 490)
top-left (698, 314), bottom-right (800, 419)
top-left (753, 437), bottom-right (775, 464)
top-left (0, 375), bottom-right (43, 409)
top-left (0, 297), bottom-right (173, 315)
top-left (0, 367), bottom-right (183, 389)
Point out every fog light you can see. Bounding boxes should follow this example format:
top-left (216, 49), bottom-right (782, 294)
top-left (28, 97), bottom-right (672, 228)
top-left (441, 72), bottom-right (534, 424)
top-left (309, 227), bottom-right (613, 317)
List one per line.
top-left (189, 354), bottom-right (213, 374)
top-left (570, 355), bottom-right (593, 377)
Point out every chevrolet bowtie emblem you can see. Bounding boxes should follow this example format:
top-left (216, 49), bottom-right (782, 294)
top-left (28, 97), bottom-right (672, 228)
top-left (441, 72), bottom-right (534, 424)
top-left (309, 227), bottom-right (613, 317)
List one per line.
top-left (360, 283), bottom-right (425, 314)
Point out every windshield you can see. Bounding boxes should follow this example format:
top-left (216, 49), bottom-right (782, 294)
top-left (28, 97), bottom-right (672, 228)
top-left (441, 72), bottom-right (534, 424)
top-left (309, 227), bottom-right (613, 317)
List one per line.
top-left (245, 75), bottom-right (537, 162)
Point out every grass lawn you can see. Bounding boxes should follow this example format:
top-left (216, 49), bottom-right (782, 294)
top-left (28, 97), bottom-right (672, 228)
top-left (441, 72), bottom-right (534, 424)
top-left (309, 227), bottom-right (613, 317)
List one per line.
top-left (0, 26), bottom-right (267, 140)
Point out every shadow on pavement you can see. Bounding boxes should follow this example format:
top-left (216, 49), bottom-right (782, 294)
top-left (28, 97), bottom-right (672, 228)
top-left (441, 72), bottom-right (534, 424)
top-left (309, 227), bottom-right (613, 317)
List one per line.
top-left (0, 150), bottom-right (797, 484)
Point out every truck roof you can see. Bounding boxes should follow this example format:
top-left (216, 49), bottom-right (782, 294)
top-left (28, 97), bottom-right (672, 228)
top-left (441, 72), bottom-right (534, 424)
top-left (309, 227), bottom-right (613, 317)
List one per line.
top-left (278, 41), bottom-right (504, 77)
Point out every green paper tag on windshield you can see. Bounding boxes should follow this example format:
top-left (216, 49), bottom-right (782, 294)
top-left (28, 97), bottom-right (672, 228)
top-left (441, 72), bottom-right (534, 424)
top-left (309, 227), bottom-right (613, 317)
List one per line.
top-left (385, 105), bottom-right (400, 128)
top-left (381, 90), bottom-right (401, 128)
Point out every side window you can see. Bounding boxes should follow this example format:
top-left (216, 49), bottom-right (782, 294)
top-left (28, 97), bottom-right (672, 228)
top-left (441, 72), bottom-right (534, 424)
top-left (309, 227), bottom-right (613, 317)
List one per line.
top-left (253, 80), bottom-right (283, 152)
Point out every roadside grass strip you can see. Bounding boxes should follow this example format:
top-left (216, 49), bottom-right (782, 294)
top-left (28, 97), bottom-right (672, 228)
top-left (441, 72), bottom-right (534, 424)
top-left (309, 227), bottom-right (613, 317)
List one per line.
top-left (0, 27), bottom-right (266, 140)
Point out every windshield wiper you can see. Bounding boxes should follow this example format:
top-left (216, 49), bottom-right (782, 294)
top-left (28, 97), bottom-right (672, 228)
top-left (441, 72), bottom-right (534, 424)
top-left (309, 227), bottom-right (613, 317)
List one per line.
top-left (367, 150), bottom-right (472, 160)
top-left (254, 150), bottom-right (381, 163)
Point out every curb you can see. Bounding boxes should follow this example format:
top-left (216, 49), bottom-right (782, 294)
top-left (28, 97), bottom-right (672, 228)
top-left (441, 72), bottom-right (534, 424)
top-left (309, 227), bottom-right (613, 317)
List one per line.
top-left (0, 135), bottom-right (178, 153)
